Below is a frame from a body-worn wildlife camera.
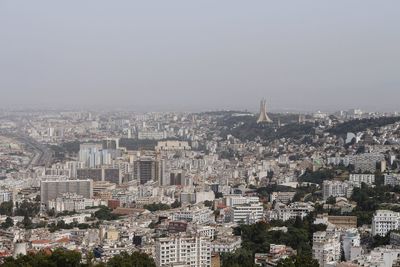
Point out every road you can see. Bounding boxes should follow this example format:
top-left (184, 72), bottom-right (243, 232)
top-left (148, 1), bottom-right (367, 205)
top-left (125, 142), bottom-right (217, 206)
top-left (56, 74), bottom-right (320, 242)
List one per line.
top-left (0, 130), bottom-right (53, 169)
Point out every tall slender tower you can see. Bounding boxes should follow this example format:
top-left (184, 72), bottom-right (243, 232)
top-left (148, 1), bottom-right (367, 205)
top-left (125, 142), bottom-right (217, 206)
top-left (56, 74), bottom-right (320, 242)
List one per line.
top-left (257, 99), bottom-right (273, 123)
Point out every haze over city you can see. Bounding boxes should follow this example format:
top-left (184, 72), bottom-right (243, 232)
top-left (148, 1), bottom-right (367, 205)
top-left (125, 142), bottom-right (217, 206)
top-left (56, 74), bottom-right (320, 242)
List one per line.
top-left (1, 0), bottom-right (400, 112)
top-left (3, 2), bottom-right (400, 267)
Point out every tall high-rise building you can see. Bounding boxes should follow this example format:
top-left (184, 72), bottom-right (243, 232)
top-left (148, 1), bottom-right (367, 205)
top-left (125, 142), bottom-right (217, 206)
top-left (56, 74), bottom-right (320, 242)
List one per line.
top-left (134, 157), bottom-right (164, 185)
top-left (257, 99), bottom-right (273, 124)
top-left (79, 143), bottom-right (115, 168)
top-left (40, 179), bottom-right (93, 208)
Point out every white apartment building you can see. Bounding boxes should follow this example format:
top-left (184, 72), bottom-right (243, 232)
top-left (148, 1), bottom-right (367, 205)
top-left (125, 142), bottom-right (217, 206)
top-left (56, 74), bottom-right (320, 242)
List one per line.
top-left (138, 130), bottom-right (167, 140)
top-left (172, 206), bottom-right (215, 224)
top-left (312, 230), bottom-right (341, 267)
top-left (384, 174), bottom-right (400, 187)
top-left (79, 143), bottom-right (113, 168)
top-left (327, 156), bottom-right (350, 167)
top-left (356, 246), bottom-right (400, 267)
top-left (155, 235), bottom-right (211, 267)
top-left (48, 193), bottom-right (104, 212)
top-left (267, 202), bottom-right (314, 222)
top-left (40, 179), bottom-right (93, 208)
top-left (270, 192), bottom-right (296, 204)
top-left (224, 195), bottom-right (260, 207)
top-left (56, 213), bottom-right (92, 224)
top-left (0, 190), bottom-right (12, 204)
top-left (322, 180), bottom-right (353, 201)
top-left (348, 174), bottom-right (375, 187)
top-left (372, 210), bottom-right (400, 236)
top-left (211, 236), bottom-right (241, 253)
top-left (195, 191), bottom-right (215, 204)
top-left (350, 153), bottom-right (385, 173)
top-left (156, 141), bottom-right (191, 151)
top-left (193, 226), bottom-right (216, 240)
top-left (342, 228), bottom-right (361, 261)
top-left (230, 203), bottom-right (264, 225)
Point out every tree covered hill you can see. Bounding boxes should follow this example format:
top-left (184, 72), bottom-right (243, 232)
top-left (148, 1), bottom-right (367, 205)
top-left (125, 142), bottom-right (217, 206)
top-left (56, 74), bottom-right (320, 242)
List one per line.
top-left (328, 116), bottom-right (400, 136)
top-left (218, 113), bottom-right (315, 142)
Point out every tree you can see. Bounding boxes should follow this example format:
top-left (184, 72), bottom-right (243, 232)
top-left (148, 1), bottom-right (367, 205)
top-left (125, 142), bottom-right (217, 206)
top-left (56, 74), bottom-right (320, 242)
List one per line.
top-left (49, 249), bottom-right (82, 267)
top-left (21, 215), bottom-right (33, 229)
top-left (277, 255), bottom-right (319, 267)
top-left (47, 208), bottom-right (56, 217)
top-left (107, 251), bottom-right (156, 267)
top-left (1, 249), bottom-right (155, 267)
top-left (1, 249), bottom-right (81, 267)
top-left (94, 206), bottom-right (119, 221)
top-left (326, 196), bottom-right (336, 205)
top-left (215, 192), bottom-right (223, 199)
top-left (143, 203), bottom-right (170, 212)
top-left (277, 258), bottom-right (296, 267)
top-left (371, 233), bottom-right (391, 248)
top-left (220, 248), bottom-right (257, 267)
top-left (15, 200), bottom-right (40, 217)
top-left (171, 200), bottom-right (181, 208)
top-left (1, 217), bottom-right (13, 229)
top-left (0, 201), bottom-right (13, 216)
top-left (204, 200), bottom-right (213, 208)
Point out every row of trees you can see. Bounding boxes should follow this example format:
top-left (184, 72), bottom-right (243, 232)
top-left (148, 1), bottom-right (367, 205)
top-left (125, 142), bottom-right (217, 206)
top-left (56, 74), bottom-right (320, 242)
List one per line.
top-left (0, 200), bottom-right (40, 218)
top-left (143, 200), bottom-right (181, 212)
top-left (1, 250), bottom-right (156, 267)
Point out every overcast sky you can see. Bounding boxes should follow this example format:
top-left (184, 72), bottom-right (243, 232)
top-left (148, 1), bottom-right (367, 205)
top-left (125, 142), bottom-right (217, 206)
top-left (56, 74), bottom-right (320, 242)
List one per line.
top-left (0, 1), bottom-right (399, 112)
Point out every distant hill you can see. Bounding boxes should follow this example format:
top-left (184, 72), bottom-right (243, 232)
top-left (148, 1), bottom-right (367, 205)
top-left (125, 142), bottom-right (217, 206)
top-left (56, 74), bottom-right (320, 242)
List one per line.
top-left (218, 113), bottom-right (315, 142)
top-left (328, 116), bottom-right (400, 136)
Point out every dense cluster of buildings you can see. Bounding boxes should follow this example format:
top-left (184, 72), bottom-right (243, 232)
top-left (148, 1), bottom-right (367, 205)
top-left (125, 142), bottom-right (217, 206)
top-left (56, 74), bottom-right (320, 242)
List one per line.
top-left (0, 106), bottom-right (400, 266)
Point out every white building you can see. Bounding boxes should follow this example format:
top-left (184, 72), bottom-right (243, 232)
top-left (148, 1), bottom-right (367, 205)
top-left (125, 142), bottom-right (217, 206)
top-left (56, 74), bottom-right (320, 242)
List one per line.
top-left (48, 193), bottom-right (104, 212)
top-left (156, 141), bottom-right (191, 151)
top-left (56, 213), bottom-right (92, 224)
top-left (224, 195), bottom-right (260, 207)
top-left (40, 179), bottom-right (93, 208)
top-left (138, 130), bottom-right (167, 140)
top-left (348, 174), bottom-right (375, 187)
top-left (155, 235), bottom-right (211, 267)
top-left (350, 153), bottom-right (385, 173)
top-left (312, 230), bottom-right (341, 267)
top-left (267, 202), bottom-right (314, 222)
top-left (356, 246), bottom-right (400, 267)
top-left (172, 206), bottom-right (215, 224)
top-left (327, 156), bottom-right (350, 167)
top-left (270, 192), bottom-right (296, 204)
top-left (78, 143), bottom-right (113, 168)
top-left (384, 174), bottom-right (400, 187)
top-left (193, 226), bottom-right (216, 240)
top-left (372, 210), bottom-right (400, 237)
top-left (0, 190), bottom-right (12, 204)
top-left (342, 228), bottom-right (361, 261)
top-left (229, 203), bottom-right (264, 225)
top-left (195, 191), bottom-right (215, 204)
top-left (211, 236), bottom-right (241, 253)
top-left (322, 180), bottom-right (353, 201)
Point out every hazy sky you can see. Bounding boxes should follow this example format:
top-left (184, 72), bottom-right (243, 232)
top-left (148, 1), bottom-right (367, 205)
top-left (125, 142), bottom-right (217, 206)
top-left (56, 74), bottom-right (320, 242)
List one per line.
top-left (1, 1), bottom-right (399, 112)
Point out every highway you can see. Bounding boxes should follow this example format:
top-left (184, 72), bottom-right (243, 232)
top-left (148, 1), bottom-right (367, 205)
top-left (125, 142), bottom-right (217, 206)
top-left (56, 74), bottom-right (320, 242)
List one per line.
top-left (0, 129), bottom-right (53, 169)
